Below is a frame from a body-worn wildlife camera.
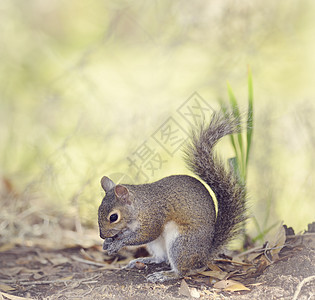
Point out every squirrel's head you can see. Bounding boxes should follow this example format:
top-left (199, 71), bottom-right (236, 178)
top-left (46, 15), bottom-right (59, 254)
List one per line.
top-left (98, 176), bottom-right (136, 240)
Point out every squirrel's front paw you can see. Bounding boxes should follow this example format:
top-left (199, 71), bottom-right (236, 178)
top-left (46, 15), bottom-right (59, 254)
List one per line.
top-left (106, 240), bottom-right (125, 256)
top-left (102, 238), bottom-right (114, 251)
top-left (106, 244), bottom-right (118, 256)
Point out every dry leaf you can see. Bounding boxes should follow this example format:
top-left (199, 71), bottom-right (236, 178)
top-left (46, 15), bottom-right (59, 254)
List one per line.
top-left (255, 257), bottom-right (270, 275)
top-left (214, 279), bottom-right (238, 289)
top-left (267, 223), bottom-right (286, 258)
top-left (192, 277), bottom-right (212, 285)
top-left (206, 263), bottom-right (222, 272)
top-left (231, 256), bottom-right (243, 263)
top-left (214, 279), bottom-right (250, 292)
top-left (0, 292), bottom-right (32, 300)
top-left (247, 251), bottom-right (263, 262)
top-left (198, 270), bottom-right (227, 280)
top-left (178, 280), bottom-right (201, 298)
top-left (225, 282), bottom-right (250, 292)
top-left (179, 279), bottom-right (191, 298)
top-left (215, 259), bottom-right (252, 267)
top-left (0, 284), bottom-right (15, 292)
top-left (0, 244), bottom-right (16, 253)
top-left (59, 275), bottom-right (74, 281)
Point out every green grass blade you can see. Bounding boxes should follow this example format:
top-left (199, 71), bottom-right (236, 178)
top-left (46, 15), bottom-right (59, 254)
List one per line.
top-left (246, 67), bottom-right (254, 169)
top-left (219, 97), bottom-right (228, 114)
top-left (227, 81), bottom-right (241, 121)
top-left (227, 82), bottom-right (245, 178)
top-left (252, 216), bottom-right (262, 239)
top-left (252, 221), bottom-right (280, 243)
top-left (219, 97), bottom-right (238, 168)
top-left (229, 157), bottom-right (242, 183)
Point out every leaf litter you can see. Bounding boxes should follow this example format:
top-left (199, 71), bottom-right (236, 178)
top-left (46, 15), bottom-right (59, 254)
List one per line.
top-left (1, 175), bottom-right (315, 299)
top-left (2, 177), bottom-right (314, 298)
top-left (0, 221), bottom-right (314, 299)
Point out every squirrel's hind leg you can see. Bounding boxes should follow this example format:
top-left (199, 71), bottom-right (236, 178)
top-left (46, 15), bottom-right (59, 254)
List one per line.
top-left (124, 226), bottom-right (173, 270)
top-left (146, 233), bottom-right (207, 283)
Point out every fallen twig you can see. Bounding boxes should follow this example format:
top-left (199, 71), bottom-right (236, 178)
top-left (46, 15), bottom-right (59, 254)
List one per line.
top-left (292, 275), bottom-right (315, 300)
top-left (2, 274), bottom-right (101, 286)
top-left (71, 255), bottom-right (120, 269)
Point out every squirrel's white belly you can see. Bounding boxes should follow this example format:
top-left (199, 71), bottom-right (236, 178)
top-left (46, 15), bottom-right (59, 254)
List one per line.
top-left (147, 221), bottom-right (180, 266)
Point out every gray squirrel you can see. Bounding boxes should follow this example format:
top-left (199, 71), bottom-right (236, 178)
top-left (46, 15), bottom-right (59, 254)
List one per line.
top-left (98, 111), bottom-right (247, 283)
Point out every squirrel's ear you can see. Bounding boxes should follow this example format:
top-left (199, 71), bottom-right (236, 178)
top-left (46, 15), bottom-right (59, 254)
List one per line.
top-left (114, 185), bottom-right (131, 204)
top-left (101, 176), bottom-right (116, 193)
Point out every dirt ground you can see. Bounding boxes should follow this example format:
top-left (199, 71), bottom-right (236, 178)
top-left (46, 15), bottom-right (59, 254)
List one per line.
top-left (0, 227), bottom-right (314, 300)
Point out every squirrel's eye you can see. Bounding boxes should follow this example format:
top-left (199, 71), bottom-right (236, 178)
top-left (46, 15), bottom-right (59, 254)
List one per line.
top-left (109, 213), bottom-right (119, 223)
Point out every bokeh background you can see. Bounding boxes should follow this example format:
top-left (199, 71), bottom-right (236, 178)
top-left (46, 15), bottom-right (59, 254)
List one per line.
top-left (1, 1), bottom-right (314, 247)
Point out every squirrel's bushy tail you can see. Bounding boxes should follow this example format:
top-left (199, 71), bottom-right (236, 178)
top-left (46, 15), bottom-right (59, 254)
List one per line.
top-left (184, 111), bottom-right (247, 253)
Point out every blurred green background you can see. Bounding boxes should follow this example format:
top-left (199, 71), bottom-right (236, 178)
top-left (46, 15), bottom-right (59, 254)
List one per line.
top-left (1, 1), bottom-right (314, 244)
